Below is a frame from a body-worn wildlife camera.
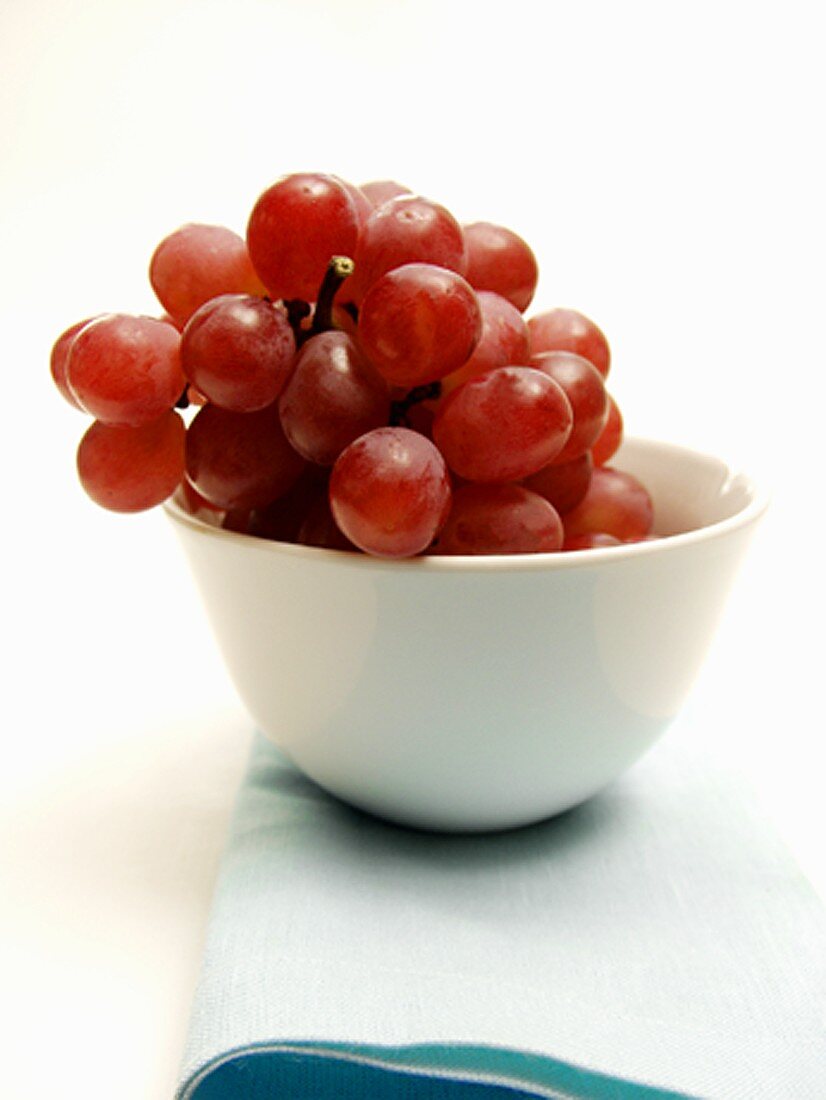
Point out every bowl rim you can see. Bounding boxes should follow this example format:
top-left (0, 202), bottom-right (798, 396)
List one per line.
top-left (164, 436), bottom-right (769, 573)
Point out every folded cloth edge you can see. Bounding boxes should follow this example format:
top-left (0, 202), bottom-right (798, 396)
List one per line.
top-left (177, 1039), bottom-right (697, 1100)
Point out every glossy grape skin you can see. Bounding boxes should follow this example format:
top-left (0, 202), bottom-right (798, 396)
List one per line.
top-left (297, 492), bottom-right (357, 551)
top-left (50, 317), bottom-right (97, 408)
top-left (563, 532), bottom-right (622, 551)
top-left (67, 314), bottom-right (184, 427)
top-left (76, 411), bottom-right (185, 513)
top-left (530, 350), bottom-right (608, 462)
top-left (246, 173), bottom-right (360, 302)
top-left (562, 467), bottom-right (654, 543)
top-left (178, 478), bottom-right (225, 523)
top-left (591, 394), bottom-right (624, 465)
top-left (181, 294), bottom-right (296, 412)
top-left (440, 291), bottom-right (529, 397)
top-left (243, 466), bottom-right (327, 543)
top-left (435, 483), bottom-right (563, 555)
top-left (345, 195), bottom-right (467, 306)
top-left (524, 451), bottom-right (593, 515)
top-left (149, 224), bottom-right (265, 329)
top-left (329, 427), bottom-right (451, 558)
top-left (527, 308), bottom-right (611, 378)
top-left (186, 402), bottom-right (305, 511)
top-left (358, 263), bottom-right (481, 388)
top-left (433, 366), bottom-right (572, 483)
top-left (463, 222), bottom-right (539, 312)
top-left (279, 331), bottom-right (390, 464)
top-left (337, 178), bottom-right (373, 227)
top-left (360, 180), bottom-right (412, 207)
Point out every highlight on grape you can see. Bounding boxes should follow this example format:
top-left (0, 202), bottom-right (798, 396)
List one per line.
top-left (51, 172), bottom-right (653, 557)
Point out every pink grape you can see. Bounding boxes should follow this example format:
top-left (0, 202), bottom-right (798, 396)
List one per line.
top-left (337, 178), bottom-right (373, 227)
top-left (360, 180), bottom-right (412, 207)
top-left (181, 294), bottom-right (296, 412)
top-left (329, 427), bottom-right (451, 557)
top-left (297, 492), bottom-right (357, 551)
top-left (358, 263), bottom-right (481, 387)
top-left (524, 451), bottom-right (593, 515)
top-left (345, 195), bottom-right (467, 306)
top-left (530, 350), bottom-right (608, 461)
top-left (591, 394), bottom-right (624, 465)
top-left (433, 366), bottom-right (573, 483)
top-left (245, 466), bottom-right (329, 543)
top-left (440, 291), bottom-right (529, 397)
top-left (527, 308), bottom-right (611, 378)
top-left (50, 317), bottom-right (97, 408)
top-left (564, 532), bottom-right (622, 551)
top-left (76, 411), bottom-right (185, 513)
top-left (186, 402), bottom-right (305, 511)
top-left (149, 224), bottom-right (265, 329)
top-left (279, 331), bottom-right (390, 464)
top-left (463, 222), bottom-right (539, 312)
top-left (436, 483), bottom-right (563, 555)
top-left (562, 467), bottom-right (654, 542)
top-left (246, 173), bottom-right (360, 302)
top-left (67, 314), bottom-right (184, 427)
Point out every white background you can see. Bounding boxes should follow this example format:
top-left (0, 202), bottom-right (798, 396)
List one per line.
top-left (1, 2), bottom-right (823, 1097)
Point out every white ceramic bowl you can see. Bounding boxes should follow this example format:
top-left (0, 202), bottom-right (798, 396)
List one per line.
top-left (167, 438), bottom-right (767, 832)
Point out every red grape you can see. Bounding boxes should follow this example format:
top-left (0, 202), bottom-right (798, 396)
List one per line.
top-left (297, 492), bottom-right (357, 551)
top-left (345, 195), bottom-right (467, 306)
top-left (433, 366), bottom-right (572, 483)
top-left (178, 478), bottom-right (225, 522)
top-left (337, 178), bottom-right (372, 227)
top-left (181, 294), bottom-right (296, 412)
top-left (403, 400), bottom-right (436, 439)
top-left (245, 466), bottom-right (329, 543)
top-left (440, 291), bottom-right (529, 397)
top-left (149, 224), bottom-right (265, 329)
top-left (530, 350), bottom-right (608, 461)
top-left (329, 427), bottom-right (451, 557)
top-left (50, 317), bottom-right (97, 408)
top-left (436, 483), bottom-right (563, 555)
top-left (563, 532), bottom-right (622, 551)
top-left (439, 288), bottom-right (530, 400)
top-left (67, 314), bottom-right (184, 427)
top-left (562, 467), bottom-right (654, 542)
top-left (524, 451), bottom-right (593, 514)
top-left (279, 331), bottom-right (390, 464)
top-left (186, 402), bottom-right (305, 511)
top-left (591, 393), bottom-right (624, 465)
top-left (527, 308), bottom-right (611, 378)
top-left (246, 173), bottom-right (360, 302)
top-left (463, 222), bottom-right (538, 312)
top-left (360, 180), bottom-right (412, 207)
top-left (76, 411), bottom-right (185, 513)
top-left (358, 263), bottom-right (481, 387)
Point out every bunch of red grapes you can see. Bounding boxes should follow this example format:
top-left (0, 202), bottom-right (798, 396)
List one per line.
top-left (50, 173), bottom-right (654, 557)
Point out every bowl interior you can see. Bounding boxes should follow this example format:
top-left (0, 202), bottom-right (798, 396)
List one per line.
top-left (615, 437), bottom-right (761, 536)
top-left (166, 437), bottom-right (765, 566)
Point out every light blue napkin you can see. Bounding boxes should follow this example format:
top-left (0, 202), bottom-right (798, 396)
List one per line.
top-left (176, 729), bottom-right (826, 1099)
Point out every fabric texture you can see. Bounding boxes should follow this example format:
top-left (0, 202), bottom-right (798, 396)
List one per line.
top-left (176, 726), bottom-right (826, 1099)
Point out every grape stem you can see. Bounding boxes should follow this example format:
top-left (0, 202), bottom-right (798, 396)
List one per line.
top-left (309, 255), bottom-right (355, 337)
top-left (389, 382), bottom-right (442, 426)
top-left (283, 298), bottom-right (313, 344)
top-left (282, 256), bottom-right (355, 348)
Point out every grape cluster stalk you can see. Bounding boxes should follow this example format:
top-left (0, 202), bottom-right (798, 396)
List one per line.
top-left (51, 171), bottom-right (654, 556)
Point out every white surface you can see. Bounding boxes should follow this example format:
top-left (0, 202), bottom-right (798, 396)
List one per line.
top-left (1, 1), bottom-right (824, 1096)
top-left (168, 439), bottom-right (765, 832)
